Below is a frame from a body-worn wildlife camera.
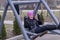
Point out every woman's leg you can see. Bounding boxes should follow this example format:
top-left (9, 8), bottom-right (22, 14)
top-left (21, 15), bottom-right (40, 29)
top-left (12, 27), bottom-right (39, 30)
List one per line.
top-left (44, 25), bottom-right (57, 30)
top-left (35, 27), bottom-right (46, 33)
top-left (35, 25), bottom-right (57, 33)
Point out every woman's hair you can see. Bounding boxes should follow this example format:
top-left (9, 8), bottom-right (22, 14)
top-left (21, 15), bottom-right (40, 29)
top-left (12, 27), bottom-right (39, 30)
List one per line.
top-left (27, 10), bottom-right (34, 17)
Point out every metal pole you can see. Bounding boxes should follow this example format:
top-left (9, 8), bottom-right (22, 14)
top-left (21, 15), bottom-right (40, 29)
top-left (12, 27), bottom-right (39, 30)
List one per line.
top-left (8, 0), bottom-right (30, 40)
top-left (12, 1), bottom-right (40, 5)
top-left (0, 1), bottom-right (9, 33)
top-left (50, 30), bottom-right (60, 35)
top-left (33, 0), bottom-right (41, 17)
top-left (41, 0), bottom-right (59, 26)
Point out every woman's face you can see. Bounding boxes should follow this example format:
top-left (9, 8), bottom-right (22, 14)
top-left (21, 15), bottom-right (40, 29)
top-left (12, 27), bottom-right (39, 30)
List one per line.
top-left (29, 14), bottom-right (34, 19)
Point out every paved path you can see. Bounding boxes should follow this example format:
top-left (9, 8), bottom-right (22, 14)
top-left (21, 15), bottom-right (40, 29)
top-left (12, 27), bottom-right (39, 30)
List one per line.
top-left (6, 34), bottom-right (60, 40)
top-left (35, 34), bottom-right (60, 40)
top-left (4, 20), bottom-right (24, 24)
top-left (4, 20), bottom-right (54, 25)
top-left (4, 21), bottom-right (13, 24)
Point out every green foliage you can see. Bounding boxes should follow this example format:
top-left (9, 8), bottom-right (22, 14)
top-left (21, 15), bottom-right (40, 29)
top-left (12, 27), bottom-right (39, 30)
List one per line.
top-left (0, 15), bottom-right (6, 40)
top-left (40, 11), bottom-right (44, 24)
top-left (37, 11), bottom-right (44, 24)
top-left (1, 24), bottom-right (6, 39)
top-left (13, 19), bottom-right (21, 35)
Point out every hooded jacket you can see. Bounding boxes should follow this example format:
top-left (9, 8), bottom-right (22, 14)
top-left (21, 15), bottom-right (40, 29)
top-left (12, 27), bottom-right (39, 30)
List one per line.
top-left (24, 17), bottom-right (42, 30)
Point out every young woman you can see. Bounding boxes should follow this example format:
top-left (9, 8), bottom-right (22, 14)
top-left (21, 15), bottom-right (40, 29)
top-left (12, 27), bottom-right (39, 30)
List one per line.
top-left (24, 11), bottom-right (57, 33)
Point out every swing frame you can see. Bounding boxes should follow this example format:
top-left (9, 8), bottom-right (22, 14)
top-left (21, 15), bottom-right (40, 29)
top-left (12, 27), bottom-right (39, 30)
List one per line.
top-left (0, 0), bottom-right (60, 40)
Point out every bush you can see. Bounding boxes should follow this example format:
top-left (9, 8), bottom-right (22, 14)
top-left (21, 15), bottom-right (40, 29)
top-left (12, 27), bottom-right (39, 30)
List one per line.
top-left (0, 15), bottom-right (6, 40)
top-left (13, 19), bottom-right (21, 35)
top-left (37, 11), bottom-right (44, 24)
top-left (40, 11), bottom-right (44, 24)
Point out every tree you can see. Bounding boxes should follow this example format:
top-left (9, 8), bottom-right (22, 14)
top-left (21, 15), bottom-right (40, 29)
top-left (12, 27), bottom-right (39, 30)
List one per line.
top-left (0, 15), bottom-right (6, 40)
top-left (40, 11), bottom-right (44, 24)
top-left (13, 19), bottom-right (21, 35)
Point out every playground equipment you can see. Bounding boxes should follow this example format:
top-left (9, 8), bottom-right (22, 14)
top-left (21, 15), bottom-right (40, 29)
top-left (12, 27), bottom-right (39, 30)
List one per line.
top-left (0, 0), bottom-right (60, 40)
